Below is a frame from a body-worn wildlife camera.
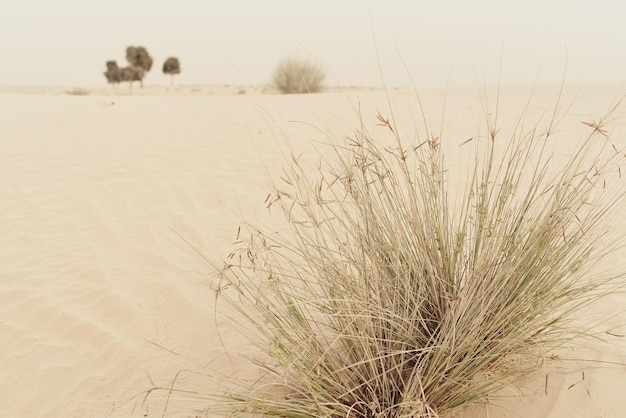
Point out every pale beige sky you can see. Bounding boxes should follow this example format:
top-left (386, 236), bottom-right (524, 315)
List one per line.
top-left (1, 0), bottom-right (625, 87)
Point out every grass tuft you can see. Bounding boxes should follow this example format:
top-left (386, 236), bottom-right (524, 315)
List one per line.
top-left (272, 55), bottom-right (326, 94)
top-left (215, 86), bottom-right (625, 417)
top-left (65, 88), bottom-right (91, 96)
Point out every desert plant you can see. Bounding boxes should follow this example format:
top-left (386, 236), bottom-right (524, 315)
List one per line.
top-left (214, 87), bottom-right (625, 417)
top-left (120, 66), bottom-right (145, 90)
top-left (103, 60), bottom-right (122, 86)
top-left (65, 88), bottom-right (90, 96)
top-left (162, 57), bottom-right (181, 86)
top-left (272, 55), bottom-right (325, 94)
top-left (126, 46), bottom-right (153, 88)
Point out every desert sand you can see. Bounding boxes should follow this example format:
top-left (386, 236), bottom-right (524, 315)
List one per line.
top-left (1, 82), bottom-right (626, 417)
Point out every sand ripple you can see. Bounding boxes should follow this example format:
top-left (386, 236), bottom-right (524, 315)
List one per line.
top-left (1, 86), bottom-right (626, 417)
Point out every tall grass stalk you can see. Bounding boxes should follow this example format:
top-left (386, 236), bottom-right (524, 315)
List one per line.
top-left (215, 88), bottom-right (625, 417)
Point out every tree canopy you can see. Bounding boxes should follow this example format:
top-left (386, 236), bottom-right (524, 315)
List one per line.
top-left (126, 46), bottom-right (153, 72)
top-left (121, 66), bottom-right (145, 86)
top-left (124, 46), bottom-right (153, 88)
top-left (162, 57), bottom-right (181, 86)
top-left (162, 57), bottom-right (180, 75)
top-left (103, 59), bottom-right (146, 89)
top-left (103, 60), bottom-right (122, 85)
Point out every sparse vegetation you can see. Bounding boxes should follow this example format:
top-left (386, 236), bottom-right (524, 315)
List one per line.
top-left (272, 55), bottom-right (326, 94)
top-left (214, 87), bottom-right (625, 417)
top-left (65, 88), bottom-right (90, 96)
top-left (162, 57), bottom-right (181, 87)
top-left (104, 48), bottom-right (152, 90)
top-left (103, 60), bottom-right (122, 86)
top-left (125, 46), bottom-right (153, 88)
top-left (120, 65), bottom-right (145, 89)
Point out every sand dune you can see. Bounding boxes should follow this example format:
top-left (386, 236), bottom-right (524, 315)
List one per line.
top-left (1, 83), bottom-right (626, 417)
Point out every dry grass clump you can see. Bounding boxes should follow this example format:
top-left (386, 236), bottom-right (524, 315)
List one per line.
top-left (65, 88), bottom-right (90, 96)
top-left (272, 55), bottom-right (326, 94)
top-left (215, 88), bottom-right (625, 417)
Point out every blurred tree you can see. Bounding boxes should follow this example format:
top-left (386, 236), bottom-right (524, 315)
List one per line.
top-left (162, 57), bottom-right (181, 87)
top-left (103, 61), bottom-right (122, 86)
top-left (120, 66), bottom-right (145, 90)
top-left (125, 46), bottom-right (153, 88)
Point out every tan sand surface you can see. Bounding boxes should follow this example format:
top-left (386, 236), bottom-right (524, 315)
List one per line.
top-left (1, 83), bottom-right (626, 417)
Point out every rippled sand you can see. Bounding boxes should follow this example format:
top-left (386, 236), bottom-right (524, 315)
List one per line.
top-left (1, 83), bottom-right (626, 417)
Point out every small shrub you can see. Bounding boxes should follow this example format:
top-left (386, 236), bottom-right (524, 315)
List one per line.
top-left (65, 88), bottom-right (90, 96)
top-left (272, 55), bottom-right (326, 94)
top-left (215, 87), bottom-right (625, 417)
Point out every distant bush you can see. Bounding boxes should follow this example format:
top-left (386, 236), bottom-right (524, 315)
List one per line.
top-left (162, 57), bottom-right (181, 86)
top-left (120, 65), bottom-right (145, 89)
top-left (125, 46), bottom-right (153, 88)
top-left (272, 55), bottom-right (325, 94)
top-left (104, 48), bottom-right (152, 90)
top-left (103, 60), bottom-right (122, 86)
top-left (65, 88), bottom-right (90, 96)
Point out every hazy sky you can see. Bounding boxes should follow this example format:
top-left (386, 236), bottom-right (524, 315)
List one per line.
top-left (1, 0), bottom-right (625, 87)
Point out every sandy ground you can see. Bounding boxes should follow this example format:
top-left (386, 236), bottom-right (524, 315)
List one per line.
top-left (1, 82), bottom-right (626, 417)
